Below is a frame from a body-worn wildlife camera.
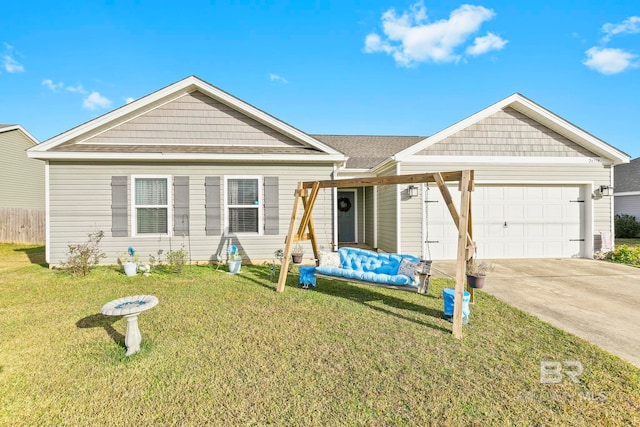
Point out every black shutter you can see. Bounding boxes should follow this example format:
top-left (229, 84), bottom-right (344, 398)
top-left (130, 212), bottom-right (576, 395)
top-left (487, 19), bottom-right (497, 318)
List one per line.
top-left (173, 176), bottom-right (190, 236)
top-left (111, 176), bottom-right (128, 237)
top-left (264, 176), bottom-right (279, 235)
top-left (205, 176), bottom-right (221, 235)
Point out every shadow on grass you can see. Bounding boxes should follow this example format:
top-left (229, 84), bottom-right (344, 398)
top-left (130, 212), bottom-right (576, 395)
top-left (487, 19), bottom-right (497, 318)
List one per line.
top-left (313, 279), bottom-right (450, 333)
top-left (13, 246), bottom-right (47, 267)
top-left (242, 265), bottom-right (450, 334)
top-left (76, 313), bottom-right (125, 347)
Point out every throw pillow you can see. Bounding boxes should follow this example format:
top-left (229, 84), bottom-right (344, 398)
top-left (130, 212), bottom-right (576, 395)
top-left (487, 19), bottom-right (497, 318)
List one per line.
top-left (397, 258), bottom-right (419, 278)
top-left (319, 251), bottom-right (341, 268)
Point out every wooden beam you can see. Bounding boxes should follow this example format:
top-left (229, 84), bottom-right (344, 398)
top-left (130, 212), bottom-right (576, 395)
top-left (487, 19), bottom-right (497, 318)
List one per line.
top-left (301, 171), bottom-right (464, 189)
top-left (296, 182), bottom-right (320, 239)
top-left (453, 170), bottom-right (472, 338)
top-left (433, 173), bottom-right (474, 247)
top-left (277, 182), bottom-right (304, 292)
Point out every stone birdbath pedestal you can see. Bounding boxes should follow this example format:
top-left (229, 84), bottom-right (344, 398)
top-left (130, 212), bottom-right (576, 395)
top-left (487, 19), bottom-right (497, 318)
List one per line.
top-left (101, 295), bottom-right (158, 356)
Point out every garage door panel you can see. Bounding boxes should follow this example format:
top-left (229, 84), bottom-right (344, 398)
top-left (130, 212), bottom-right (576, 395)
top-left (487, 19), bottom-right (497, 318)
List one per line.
top-left (425, 184), bottom-right (585, 259)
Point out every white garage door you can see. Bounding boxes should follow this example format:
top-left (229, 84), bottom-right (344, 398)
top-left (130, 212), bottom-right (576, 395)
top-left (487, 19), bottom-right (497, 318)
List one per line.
top-left (423, 184), bottom-right (585, 259)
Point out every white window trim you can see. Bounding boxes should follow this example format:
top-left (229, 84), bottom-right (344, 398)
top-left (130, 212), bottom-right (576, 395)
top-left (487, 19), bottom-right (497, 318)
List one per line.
top-left (131, 174), bottom-right (173, 237)
top-left (223, 175), bottom-right (264, 236)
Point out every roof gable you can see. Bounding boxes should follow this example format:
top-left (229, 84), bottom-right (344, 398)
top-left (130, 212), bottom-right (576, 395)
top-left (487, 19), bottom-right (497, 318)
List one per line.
top-left (0, 125), bottom-right (39, 147)
top-left (395, 93), bottom-right (629, 165)
top-left (419, 107), bottom-right (598, 158)
top-left (29, 76), bottom-right (344, 162)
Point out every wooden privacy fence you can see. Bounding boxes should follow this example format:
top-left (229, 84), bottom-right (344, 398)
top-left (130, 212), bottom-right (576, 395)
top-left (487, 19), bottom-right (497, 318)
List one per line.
top-left (0, 207), bottom-right (45, 244)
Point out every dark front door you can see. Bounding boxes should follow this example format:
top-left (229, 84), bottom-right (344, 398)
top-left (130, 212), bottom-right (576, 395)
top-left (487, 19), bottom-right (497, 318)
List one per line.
top-left (338, 190), bottom-right (356, 243)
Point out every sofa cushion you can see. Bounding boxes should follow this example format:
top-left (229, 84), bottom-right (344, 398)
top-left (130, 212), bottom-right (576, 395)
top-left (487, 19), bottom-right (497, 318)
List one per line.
top-left (319, 251), bottom-right (341, 268)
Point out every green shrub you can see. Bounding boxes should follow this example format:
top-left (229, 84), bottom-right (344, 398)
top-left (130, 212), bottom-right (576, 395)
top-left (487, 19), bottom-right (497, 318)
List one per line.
top-left (61, 231), bottom-right (106, 277)
top-left (166, 248), bottom-right (189, 273)
top-left (608, 245), bottom-right (640, 266)
top-left (614, 214), bottom-right (640, 238)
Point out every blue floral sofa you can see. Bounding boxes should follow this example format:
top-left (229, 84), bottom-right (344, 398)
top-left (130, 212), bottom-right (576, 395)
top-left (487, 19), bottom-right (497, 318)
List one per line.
top-left (315, 247), bottom-right (422, 286)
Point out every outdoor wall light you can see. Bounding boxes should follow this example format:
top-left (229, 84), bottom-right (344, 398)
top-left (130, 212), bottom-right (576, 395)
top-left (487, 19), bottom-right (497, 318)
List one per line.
top-left (407, 185), bottom-right (419, 198)
top-left (593, 185), bottom-right (613, 199)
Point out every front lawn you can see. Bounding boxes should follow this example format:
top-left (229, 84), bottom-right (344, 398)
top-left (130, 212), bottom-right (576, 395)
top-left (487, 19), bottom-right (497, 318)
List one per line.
top-left (616, 238), bottom-right (640, 250)
top-left (0, 244), bottom-right (638, 425)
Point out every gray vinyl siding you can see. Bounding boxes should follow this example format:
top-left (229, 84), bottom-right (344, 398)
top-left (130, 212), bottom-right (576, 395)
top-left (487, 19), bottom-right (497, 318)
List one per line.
top-left (614, 195), bottom-right (640, 220)
top-left (47, 162), bottom-right (333, 265)
top-left (398, 164), bottom-right (423, 256)
top-left (0, 130), bottom-right (44, 209)
top-left (399, 162), bottom-right (613, 256)
top-left (84, 91), bottom-right (304, 148)
top-left (376, 165), bottom-right (398, 253)
top-left (364, 186), bottom-right (375, 246)
top-left (420, 108), bottom-right (598, 158)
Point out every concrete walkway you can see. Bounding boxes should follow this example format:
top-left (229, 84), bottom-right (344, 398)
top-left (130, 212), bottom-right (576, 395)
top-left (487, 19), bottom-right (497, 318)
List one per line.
top-left (432, 258), bottom-right (640, 368)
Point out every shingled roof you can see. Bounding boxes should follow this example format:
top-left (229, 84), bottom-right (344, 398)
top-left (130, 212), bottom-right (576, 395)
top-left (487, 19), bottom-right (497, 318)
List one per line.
top-left (312, 134), bottom-right (426, 169)
top-left (615, 157), bottom-right (640, 193)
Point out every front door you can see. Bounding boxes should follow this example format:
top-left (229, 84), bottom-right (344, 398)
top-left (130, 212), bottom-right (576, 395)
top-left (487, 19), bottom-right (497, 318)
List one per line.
top-left (338, 190), bottom-right (356, 243)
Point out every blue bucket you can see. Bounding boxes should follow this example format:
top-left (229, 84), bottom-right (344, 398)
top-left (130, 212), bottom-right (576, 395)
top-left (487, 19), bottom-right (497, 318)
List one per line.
top-left (443, 288), bottom-right (471, 324)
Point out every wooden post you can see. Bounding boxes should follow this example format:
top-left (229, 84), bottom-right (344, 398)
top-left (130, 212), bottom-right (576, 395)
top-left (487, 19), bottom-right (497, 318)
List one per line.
top-left (453, 170), bottom-right (472, 338)
top-left (467, 189), bottom-right (475, 304)
top-left (277, 182), bottom-right (304, 292)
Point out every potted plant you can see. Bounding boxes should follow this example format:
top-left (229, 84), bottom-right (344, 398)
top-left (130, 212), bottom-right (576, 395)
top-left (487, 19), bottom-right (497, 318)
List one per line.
top-left (227, 244), bottom-right (242, 274)
top-left (117, 247), bottom-right (139, 277)
top-left (466, 259), bottom-right (494, 289)
top-left (291, 243), bottom-right (304, 264)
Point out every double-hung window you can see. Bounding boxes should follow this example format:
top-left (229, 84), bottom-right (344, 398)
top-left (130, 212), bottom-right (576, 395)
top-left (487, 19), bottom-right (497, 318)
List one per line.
top-left (133, 176), bottom-right (171, 235)
top-left (225, 177), bottom-right (262, 234)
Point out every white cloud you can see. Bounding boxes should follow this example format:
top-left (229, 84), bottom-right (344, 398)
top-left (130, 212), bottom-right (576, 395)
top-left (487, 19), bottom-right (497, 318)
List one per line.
top-left (82, 92), bottom-right (112, 110)
top-left (42, 79), bottom-right (64, 91)
top-left (269, 73), bottom-right (288, 84)
top-left (3, 54), bottom-right (24, 73)
top-left (363, 2), bottom-right (506, 66)
top-left (466, 32), bottom-right (508, 56)
top-left (602, 16), bottom-right (640, 42)
top-left (66, 84), bottom-right (87, 94)
top-left (2, 43), bottom-right (24, 73)
top-left (125, 97), bottom-right (135, 104)
top-left (583, 47), bottom-right (637, 74)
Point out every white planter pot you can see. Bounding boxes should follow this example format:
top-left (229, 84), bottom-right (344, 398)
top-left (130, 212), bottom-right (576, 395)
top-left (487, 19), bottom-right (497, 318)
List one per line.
top-left (228, 260), bottom-right (241, 274)
top-left (123, 262), bottom-right (138, 277)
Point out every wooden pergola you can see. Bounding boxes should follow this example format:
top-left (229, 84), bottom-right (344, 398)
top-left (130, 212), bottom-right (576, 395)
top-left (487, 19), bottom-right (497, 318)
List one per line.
top-left (277, 170), bottom-right (475, 338)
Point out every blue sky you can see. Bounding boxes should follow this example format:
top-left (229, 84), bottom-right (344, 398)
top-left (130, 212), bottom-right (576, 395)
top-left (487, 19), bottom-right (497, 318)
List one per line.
top-left (2, 1), bottom-right (639, 157)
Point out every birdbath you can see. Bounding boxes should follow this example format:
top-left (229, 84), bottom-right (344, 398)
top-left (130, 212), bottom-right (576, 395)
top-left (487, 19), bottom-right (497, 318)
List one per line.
top-left (101, 295), bottom-right (158, 356)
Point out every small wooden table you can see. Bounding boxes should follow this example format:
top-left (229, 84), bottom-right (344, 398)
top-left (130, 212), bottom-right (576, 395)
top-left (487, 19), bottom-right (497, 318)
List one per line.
top-left (101, 295), bottom-right (158, 356)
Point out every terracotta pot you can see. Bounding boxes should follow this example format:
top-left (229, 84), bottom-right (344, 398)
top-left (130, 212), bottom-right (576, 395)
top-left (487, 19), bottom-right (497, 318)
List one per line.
top-left (292, 254), bottom-right (303, 264)
top-left (467, 274), bottom-right (485, 289)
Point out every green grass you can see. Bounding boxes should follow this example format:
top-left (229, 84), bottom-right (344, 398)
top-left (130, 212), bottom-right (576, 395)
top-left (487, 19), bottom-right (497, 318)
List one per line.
top-left (616, 238), bottom-right (640, 250)
top-left (1, 244), bottom-right (639, 425)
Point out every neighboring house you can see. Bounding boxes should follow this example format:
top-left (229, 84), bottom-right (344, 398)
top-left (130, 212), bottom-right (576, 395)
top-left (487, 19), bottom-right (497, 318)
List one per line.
top-left (28, 76), bottom-right (629, 265)
top-left (0, 125), bottom-right (45, 244)
top-left (613, 157), bottom-right (640, 220)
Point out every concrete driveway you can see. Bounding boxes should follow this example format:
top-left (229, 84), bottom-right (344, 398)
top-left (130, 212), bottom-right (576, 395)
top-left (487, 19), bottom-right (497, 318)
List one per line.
top-left (432, 258), bottom-right (640, 368)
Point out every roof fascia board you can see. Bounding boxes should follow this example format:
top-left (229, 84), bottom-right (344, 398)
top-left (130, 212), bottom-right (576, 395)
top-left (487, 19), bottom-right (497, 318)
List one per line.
top-left (27, 151), bottom-right (346, 162)
top-left (404, 155), bottom-right (614, 166)
top-left (394, 93), bottom-right (629, 165)
top-left (0, 125), bottom-right (40, 146)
